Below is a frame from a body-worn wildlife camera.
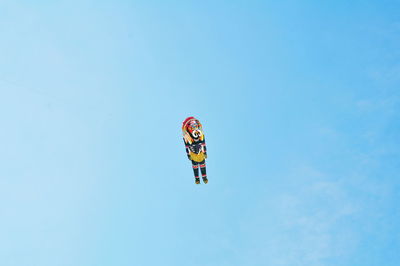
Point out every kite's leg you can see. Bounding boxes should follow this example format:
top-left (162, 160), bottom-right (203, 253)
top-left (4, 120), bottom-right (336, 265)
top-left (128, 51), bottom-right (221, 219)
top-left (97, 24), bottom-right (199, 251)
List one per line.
top-left (192, 161), bottom-right (200, 184)
top-left (200, 160), bottom-right (208, 184)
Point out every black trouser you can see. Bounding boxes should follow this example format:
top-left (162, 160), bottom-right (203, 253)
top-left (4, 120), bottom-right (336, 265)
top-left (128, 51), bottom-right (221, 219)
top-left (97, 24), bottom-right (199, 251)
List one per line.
top-left (191, 160), bottom-right (206, 179)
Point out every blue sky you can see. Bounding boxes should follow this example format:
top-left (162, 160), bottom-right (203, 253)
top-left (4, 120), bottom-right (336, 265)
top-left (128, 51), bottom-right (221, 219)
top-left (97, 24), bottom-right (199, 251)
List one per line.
top-left (0, 1), bottom-right (399, 265)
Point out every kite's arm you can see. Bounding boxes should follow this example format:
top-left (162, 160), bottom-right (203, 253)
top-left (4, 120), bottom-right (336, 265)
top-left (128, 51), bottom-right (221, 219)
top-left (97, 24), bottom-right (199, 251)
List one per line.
top-left (202, 138), bottom-right (207, 158)
top-left (183, 138), bottom-right (191, 160)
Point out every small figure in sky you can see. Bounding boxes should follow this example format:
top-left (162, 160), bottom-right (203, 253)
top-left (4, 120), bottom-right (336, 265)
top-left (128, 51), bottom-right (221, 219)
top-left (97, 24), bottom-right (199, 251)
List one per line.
top-left (182, 117), bottom-right (208, 184)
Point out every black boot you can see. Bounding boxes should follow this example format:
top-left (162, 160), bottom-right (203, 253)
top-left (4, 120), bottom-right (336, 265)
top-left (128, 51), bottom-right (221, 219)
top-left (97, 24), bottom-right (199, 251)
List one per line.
top-left (202, 176), bottom-right (208, 184)
top-left (195, 177), bottom-right (200, 184)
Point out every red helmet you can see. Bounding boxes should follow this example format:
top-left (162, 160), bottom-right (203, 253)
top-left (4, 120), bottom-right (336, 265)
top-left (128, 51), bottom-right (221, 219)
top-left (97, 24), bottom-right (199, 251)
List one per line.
top-left (182, 117), bottom-right (203, 143)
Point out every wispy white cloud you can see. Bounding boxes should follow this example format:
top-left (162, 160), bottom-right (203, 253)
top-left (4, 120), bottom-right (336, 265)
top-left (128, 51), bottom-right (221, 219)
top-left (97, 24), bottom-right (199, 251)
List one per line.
top-left (239, 162), bottom-right (397, 266)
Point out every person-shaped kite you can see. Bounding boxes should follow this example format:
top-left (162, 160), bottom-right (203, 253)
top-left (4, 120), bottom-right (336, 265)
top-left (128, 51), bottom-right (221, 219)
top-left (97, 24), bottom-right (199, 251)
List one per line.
top-left (182, 117), bottom-right (208, 184)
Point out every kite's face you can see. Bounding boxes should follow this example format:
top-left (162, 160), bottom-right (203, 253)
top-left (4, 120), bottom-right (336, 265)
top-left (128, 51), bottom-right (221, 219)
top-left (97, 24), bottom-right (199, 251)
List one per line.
top-left (187, 120), bottom-right (202, 139)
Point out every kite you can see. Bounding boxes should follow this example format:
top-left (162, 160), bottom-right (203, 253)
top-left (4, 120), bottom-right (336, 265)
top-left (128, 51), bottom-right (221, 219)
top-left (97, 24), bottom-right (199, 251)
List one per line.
top-left (182, 117), bottom-right (208, 184)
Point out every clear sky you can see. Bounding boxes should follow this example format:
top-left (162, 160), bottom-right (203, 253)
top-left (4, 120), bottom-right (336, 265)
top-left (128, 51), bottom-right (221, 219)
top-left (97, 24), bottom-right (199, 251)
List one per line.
top-left (0, 1), bottom-right (399, 265)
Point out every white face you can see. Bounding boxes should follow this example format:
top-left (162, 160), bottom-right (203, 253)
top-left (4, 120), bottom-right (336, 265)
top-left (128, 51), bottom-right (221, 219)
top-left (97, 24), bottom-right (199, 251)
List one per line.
top-left (188, 121), bottom-right (202, 139)
top-left (191, 129), bottom-right (202, 139)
